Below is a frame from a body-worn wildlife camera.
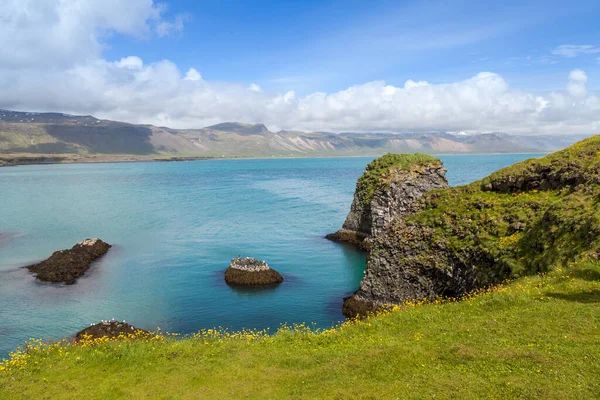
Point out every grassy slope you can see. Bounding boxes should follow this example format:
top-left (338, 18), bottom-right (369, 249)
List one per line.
top-left (1, 261), bottom-right (599, 399)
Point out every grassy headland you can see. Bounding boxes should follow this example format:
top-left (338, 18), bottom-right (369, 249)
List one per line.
top-left (363, 135), bottom-right (600, 302)
top-left (1, 259), bottom-right (599, 399)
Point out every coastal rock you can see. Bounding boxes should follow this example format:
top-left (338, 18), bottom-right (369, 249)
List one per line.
top-left (75, 320), bottom-right (148, 341)
top-left (339, 137), bottom-right (600, 317)
top-left (326, 154), bottom-right (448, 249)
top-left (342, 221), bottom-right (504, 317)
top-left (224, 257), bottom-right (283, 285)
top-left (25, 238), bottom-right (111, 284)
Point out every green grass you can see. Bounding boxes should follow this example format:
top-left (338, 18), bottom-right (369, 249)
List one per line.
top-left (480, 135), bottom-right (600, 191)
top-left (356, 153), bottom-right (441, 206)
top-left (2, 261), bottom-right (599, 399)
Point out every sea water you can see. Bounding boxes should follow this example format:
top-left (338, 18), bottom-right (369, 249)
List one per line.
top-left (0, 154), bottom-right (540, 356)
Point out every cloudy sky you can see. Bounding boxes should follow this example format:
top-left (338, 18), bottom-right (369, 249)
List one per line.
top-left (1, 0), bottom-right (599, 134)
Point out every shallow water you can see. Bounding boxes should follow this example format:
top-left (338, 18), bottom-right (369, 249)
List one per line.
top-left (0, 154), bottom-right (540, 356)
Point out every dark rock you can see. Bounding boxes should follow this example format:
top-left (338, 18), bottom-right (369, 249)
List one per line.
top-left (224, 257), bottom-right (283, 285)
top-left (342, 293), bottom-right (387, 318)
top-left (481, 159), bottom-right (600, 194)
top-left (75, 320), bottom-right (148, 341)
top-left (25, 238), bottom-right (111, 284)
top-left (324, 230), bottom-right (369, 250)
top-left (342, 220), bottom-right (508, 318)
top-left (508, 222), bottom-right (526, 233)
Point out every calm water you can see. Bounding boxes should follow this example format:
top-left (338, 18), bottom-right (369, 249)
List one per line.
top-left (0, 154), bottom-right (539, 356)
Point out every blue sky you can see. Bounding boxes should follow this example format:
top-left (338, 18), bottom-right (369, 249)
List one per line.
top-left (104, 0), bottom-right (600, 94)
top-left (0, 0), bottom-right (599, 134)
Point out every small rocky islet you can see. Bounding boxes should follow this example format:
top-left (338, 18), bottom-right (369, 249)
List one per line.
top-left (224, 257), bottom-right (283, 285)
top-left (25, 238), bottom-right (111, 284)
top-left (75, 320), bottom-right (148, 341)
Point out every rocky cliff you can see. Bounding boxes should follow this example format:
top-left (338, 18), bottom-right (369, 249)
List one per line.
top-left (340, 137), bottom-right (600, 317)
top-left (326, 154), bottom-right (448, 248)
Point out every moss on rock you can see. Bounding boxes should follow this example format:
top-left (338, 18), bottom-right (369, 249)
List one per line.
top-left (357, 153), bottom-right (441, 207)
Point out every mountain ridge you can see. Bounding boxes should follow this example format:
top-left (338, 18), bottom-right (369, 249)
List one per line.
top-left (0, 109), bottom-right (592, 159)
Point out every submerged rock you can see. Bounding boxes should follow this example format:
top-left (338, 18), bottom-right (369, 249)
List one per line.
top-left (326, 154), bottom-right (448, 250)
top-left (25, 238), bottom-right (111, 284)
top-left (75, 320), bottom-right (148, 341)
top-left (0, 232), bottom-right (20, 244)
top-left (224, 257), bottom-right (283, 285)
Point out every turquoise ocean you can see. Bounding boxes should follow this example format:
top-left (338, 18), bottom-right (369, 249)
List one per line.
top-left (0, 154), bottom-right (540, 356)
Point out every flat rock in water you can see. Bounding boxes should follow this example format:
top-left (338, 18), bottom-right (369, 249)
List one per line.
top-left (224, 257), bottom-right (283, 285)
top-left (25, 238), bottom-right (111, 284)
top-left (76, 321), bottom-right (148, 341)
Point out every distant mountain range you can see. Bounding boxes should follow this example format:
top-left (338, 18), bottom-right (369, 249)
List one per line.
top-left (0, 109), bottom-right (591, 158)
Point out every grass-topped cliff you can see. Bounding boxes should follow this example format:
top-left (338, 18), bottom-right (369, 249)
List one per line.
top-left (356, 153), bottom-right (442, 206)
top-left (327, 153), bottom-right (448, 247)
top-left (411, 135), bottom-right (600, 277)
top-left (1, 260), bottom-right (599, 399)
top-left (345, 135), bottom-right (600, 316)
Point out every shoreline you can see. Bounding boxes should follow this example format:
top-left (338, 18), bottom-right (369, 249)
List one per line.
top-left (0, 151), bottom-right (548, 168)
top-left (0, 154), bottom-right (214, 168)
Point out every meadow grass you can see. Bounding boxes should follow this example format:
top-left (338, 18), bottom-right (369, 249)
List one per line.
top-left (1, 261), bottom-right (599, 399)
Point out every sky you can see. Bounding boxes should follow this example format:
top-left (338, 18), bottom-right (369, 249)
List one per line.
top-left (0, 0), bottom-right (599, 134)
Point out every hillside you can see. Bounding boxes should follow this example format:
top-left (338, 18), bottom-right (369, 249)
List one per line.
top-left (0, 110), bottom-right (590, 164)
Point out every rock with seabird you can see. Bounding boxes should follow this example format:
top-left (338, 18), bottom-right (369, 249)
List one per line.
top-left (75, 320), bottom-right (148, 341)
top-left (224, 257), bottom-right (283, 285)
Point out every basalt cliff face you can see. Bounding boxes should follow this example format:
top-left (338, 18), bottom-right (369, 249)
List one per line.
top-left (326, 154), bottom-right (449, 249)
top-left (339, 138), bottom-right (600, 317)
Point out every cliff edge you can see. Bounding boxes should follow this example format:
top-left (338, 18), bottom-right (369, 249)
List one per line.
top-left (340, 137), bottom-right (600, 317)
top-left (326, 154), bottom-right (448, 249)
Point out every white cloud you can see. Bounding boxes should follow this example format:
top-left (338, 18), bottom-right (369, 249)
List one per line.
top-left (156, 14), bottom-right (188, 37)
top-left (116, 56), bottom-right (144, 70)
top-left (404, 80), bottom-right (430, 89)
top-left (0, 1), bottom-right (598, 136)
top-left (184, 68), bottom-right (202, 81)
top-left (566, 69), bottom-right (588, 98)
top-left (0, 0), bottom-right (183, 68)
top-left (552, 45), bottom-right (600, 58)
top-left (248, 83), bottom-right (262, 92)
